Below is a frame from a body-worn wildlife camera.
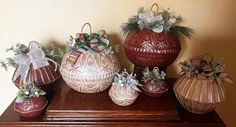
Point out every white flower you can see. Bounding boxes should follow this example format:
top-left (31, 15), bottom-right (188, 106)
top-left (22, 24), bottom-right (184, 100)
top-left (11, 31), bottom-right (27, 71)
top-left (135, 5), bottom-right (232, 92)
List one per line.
top-left (34, 91), bottom-right (39, 95)
top-left (138, 11), bottom-right (154, 23)
top-left (24, 91), bottom-right (29, 95)
top-left (138, 11), bottom-right (163, 24)
top-left (152, 25), bottom-right (164, 33)
top-left (169, 17), bottom-right (176, 24)
top-left (49, 50), bottom-right (55, 56)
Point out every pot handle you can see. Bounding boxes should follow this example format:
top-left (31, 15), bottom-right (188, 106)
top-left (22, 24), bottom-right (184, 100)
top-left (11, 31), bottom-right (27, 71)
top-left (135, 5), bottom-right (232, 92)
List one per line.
top-left (81, 23), bottom-right (92, 34)
top-left (151, 3), bottom-right (159, 14)
top-left (28, 41), bottom-right (41, 50)
top-left (201, 53), bottom-right (213, 63)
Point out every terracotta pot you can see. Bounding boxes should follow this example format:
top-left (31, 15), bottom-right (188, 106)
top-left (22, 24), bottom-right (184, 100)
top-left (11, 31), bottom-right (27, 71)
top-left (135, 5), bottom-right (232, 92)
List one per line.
top-left (173, 75), bottom-right (226, 114)
top-left (142, 81), bottom-right (168, 98)
top-left (60, 50), bottom-right (120, 93)
top-left (109, 85), bottom-right (139, 106)
top-left (14, 96), bottom-right (48, 118)
top-left (123, 29), bottom-right (181, 70)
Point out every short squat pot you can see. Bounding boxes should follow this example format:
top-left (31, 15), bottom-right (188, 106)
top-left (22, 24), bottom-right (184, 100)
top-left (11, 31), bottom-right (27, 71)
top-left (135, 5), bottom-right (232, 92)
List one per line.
top-left (109, 85), bottom-right (139, 106)
top-left (142, 81), bottom-right (168, 97)
top-left (14, 96), bottom-right (48, 117)
top-left (173, 75), bottom-right (226, 114)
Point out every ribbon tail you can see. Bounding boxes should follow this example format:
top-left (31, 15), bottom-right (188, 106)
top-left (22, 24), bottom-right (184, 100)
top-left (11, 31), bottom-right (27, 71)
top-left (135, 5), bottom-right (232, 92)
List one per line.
top-left (13, 64), bottom-right (30, 84)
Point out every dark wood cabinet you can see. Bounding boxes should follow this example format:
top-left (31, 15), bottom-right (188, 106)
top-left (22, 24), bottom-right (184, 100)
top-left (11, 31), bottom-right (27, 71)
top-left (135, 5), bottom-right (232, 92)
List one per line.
top-left (0, 79), bottom-right (226, 127)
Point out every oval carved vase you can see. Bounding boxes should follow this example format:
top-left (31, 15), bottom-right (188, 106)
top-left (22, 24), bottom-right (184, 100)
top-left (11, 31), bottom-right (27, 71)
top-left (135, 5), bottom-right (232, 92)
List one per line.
top-left (173, 75), bottom-right (226, 114)
top-left (109, 85), bottom-right (139, 106)
top-left (60, 50), bottom-right (120, 93)
top-left (124, 29), bottom-right (181, 70)
top-left (14, 96), bottom-right (48, 118)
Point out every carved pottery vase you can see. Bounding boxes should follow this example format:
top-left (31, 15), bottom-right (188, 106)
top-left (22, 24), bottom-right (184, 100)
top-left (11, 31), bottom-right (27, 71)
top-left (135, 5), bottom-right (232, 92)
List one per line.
top-left (173, 75), bottom-right (226, 114)
top-left (60, 50), bottom-right (120, 93)
top-left (14, 96), bottom-right (48, 118)
top-left (142, 81), bottom-right (168, 98)
top-left (123, 29), bottom-right (181, 79)
top-left (109, 85), bottom-right (139, 106)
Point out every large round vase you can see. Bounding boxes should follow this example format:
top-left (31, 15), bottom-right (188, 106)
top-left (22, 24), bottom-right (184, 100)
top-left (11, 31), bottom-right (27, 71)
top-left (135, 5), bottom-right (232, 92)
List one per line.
top-left (124, 29), bottom-right (181, 70)
top-left (60, 50), bottom-right (120, 93)
top-left (173, 75), bottom-right (226, 114)
top-left (14, 96), bottom-right (47, 118)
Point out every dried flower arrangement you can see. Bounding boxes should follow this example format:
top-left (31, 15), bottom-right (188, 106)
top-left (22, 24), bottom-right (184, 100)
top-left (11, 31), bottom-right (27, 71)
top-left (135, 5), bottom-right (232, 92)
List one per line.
top-left (15, 83), bottom-right (46, 103)
top-left (0, 43), bottom-right (64, 71)
top-left (142, 67), bottom-right (166, 84)
top-left (112, 69), bottom-right (142, 92)
top-left (121, 3), bottom-right (193, 38)
top-left (179, 54), bottom-right (233, 85)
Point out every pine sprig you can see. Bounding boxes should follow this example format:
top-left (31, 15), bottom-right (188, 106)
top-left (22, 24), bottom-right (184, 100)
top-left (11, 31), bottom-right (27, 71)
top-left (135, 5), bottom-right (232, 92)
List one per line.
top-left (170, 26), bottom-right (194, 39)
top-left (121, 7), bottom-right (194, 38)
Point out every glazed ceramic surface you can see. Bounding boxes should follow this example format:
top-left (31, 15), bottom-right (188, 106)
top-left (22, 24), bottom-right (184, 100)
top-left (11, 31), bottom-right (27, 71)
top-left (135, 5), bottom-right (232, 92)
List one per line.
top-left (14, 96), bottom-right (47, 118)
top-left (142, 81), bottom-right (168, 97)
top-left (124, 29), bottom-right (181, 69)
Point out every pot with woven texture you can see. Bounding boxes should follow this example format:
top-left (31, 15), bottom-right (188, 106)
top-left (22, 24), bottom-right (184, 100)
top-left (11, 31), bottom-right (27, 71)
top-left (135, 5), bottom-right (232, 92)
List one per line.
top-left (173, 55), bottom-right (233, 114)
top-left (121, 3), bottom-right (193, 80)
top-left (60, 23), bottom-right (120, 93)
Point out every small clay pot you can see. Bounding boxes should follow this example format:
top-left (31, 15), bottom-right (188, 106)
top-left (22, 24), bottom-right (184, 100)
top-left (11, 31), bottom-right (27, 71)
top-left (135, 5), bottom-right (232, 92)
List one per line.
top-left (14, 96), bottom-right (48, 118)
top-left (109, 85), bottom-right (139, 106)
top-left (142, 81), bottom-right (168, 97)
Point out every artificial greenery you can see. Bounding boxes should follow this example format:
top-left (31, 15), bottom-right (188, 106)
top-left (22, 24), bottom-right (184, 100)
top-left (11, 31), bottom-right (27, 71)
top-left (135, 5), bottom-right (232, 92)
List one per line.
top-left (121, 7), bottom-right (193, 38)
top-left (66, 33), bottom-right (119, 54)
top-left (0, 43), bottom-right (65, 71)
top-left (142, 67), bottom-right (166, 84)
top-left (179, 55), bottom-right (233, 85)
top-left (112, 69), bottom-right (142, 92)
top-left (15, 83), bottom-right (46, 103)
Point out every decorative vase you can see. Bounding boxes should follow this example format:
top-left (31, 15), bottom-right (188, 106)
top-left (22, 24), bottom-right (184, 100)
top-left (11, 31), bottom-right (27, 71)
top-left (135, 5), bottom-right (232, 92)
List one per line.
top-left (142, 81), bottom-right (168, 98)
top-left (109, 85), bottom-right (139, 106)
top-left (12, 41), bottom-right (60, 90)
top-left (124, 29), bottom-right (181, 69)
top-left (173, 75), bottom-right (226, 114)
top-left (60, 50), bottom-right (120, 93)
top-left (14, 96), bottom-right (48, 118)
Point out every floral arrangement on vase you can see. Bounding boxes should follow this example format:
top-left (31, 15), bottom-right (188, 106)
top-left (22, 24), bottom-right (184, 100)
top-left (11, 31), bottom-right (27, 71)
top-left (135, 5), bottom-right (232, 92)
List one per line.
top-left (14, 83), bottom-right (48, 117)
top-left (60, 23), bottom-right (120, 93)
top-left (122, 3), bottom-right (193, 80)
top-left (109, 69), bottom-right (142, 106)
top-left (142, 67), bottom-right (168, 97)
top-left (173, 54), bottom-right (233, 114)
top-left (0, 41), bottom-right (62, 90)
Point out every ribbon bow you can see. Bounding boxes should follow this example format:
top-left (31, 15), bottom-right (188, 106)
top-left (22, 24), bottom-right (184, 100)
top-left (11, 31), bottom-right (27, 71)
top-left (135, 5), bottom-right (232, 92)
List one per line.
top-left (13, 42), bottom-right (58, 84)
top-left (75, 30), bottom-right (109, 53)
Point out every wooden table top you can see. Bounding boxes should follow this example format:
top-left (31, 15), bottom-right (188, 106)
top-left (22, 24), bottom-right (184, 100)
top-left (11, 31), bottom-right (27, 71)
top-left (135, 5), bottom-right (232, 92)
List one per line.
top-left (0, 78), bottom-right (226, 127)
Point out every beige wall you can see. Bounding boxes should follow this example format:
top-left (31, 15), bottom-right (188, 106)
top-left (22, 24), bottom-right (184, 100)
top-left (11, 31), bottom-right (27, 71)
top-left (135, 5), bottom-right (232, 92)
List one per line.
top-left (0, 0), bottom-right (235, 126)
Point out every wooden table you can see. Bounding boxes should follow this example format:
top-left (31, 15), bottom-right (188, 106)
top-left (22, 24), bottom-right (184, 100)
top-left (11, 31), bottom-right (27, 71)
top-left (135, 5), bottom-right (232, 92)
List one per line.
top-left (0, 79), bottom-right (226, 127)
